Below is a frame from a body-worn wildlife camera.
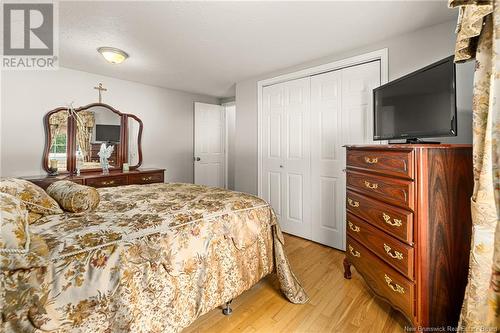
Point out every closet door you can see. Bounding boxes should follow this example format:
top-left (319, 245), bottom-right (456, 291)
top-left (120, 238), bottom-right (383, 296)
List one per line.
top-left (262, 77), bottom-right (311, 239)
top-left (310, 61), bottom-right (380, 250)
top-left (341, 61), bottom-right (381, 145)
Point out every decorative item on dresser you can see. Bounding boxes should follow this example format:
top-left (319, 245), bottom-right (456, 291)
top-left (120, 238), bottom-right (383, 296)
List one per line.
top-left (343, 144), bottom-right (473, 329)
top-left (22, 168), bottom-right (165, 190)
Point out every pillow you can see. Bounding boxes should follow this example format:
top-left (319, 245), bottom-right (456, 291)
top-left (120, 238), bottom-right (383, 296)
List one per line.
top-left (0, 192), bottom-right (29, 250)
top-left (0, 193), bottom-right (49, 270)
top-left (0, 178), bottom-right (63, 223)
top-left (46, 180), bottom-right (100, 213)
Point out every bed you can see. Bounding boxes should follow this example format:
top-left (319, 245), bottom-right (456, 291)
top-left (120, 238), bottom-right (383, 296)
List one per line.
top-left (1, 182), bottom-right (308, 332)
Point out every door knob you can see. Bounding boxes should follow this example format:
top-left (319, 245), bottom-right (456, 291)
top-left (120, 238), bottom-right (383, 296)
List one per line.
top-left (279, 165), bottom-right (283, 168)
top-left (195, 157), bottom-right (201, 161)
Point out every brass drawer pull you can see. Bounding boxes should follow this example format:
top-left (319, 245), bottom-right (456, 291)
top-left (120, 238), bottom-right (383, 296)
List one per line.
top-left (348, 198), bottom-right (360, 208)
top-left (364, 157), bottom-right (378, 164)
top-left (348, 245), bottom-right (361, 257)
top-left (364, 180), bottom-right (378, 189)
top-left (382, 212), bottom-right (402, 227)
top-left (384, 243), bottom-right (403, 260)
top-left (348, 221), bottom-right (360, 233)
top-left (384, 274), bottom-right (405, 294)
top-left (142, 176), bottom-right (153, 181)
top-left (101, 180), bottom-right (115, 185)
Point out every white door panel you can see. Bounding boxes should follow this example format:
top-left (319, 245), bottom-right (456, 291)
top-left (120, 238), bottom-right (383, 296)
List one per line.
top-left (342, 61), bottom-right (381, 145)
top-left (310, 61), bottom-right (380, 250)
top-left (311, 70), bottom-right (344, 249)
top-left (194, 102), bottom-right (225, 188)
top-left (262, 77), bottom-right (311, 239)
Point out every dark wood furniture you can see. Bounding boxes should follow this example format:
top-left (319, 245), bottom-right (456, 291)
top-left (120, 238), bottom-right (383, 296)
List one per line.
top-left (23, 168), bottom-right (165, 190)
top-left (43, 103), bottom-right (143, 174)
top-left (343, 144), bottom-right (473, 328)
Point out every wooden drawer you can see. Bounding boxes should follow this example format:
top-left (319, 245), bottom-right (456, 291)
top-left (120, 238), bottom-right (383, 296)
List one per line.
top-left (346, 190), bottom-right (413, 244)
top-left (85, 175), bottom-right (128, 188)
top-left (347, 213), bottom-right (414, 279)
top-left (346, 236), bottom-right (415, 321)
top-left (128, 171), bottom-right (164, 185)
top-left (347, 149), bottom-right (414, 179)
top-left (347, 170), bottom-right (414, 210)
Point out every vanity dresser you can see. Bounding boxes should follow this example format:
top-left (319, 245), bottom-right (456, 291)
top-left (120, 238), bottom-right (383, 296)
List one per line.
top-left (26, 102), bottom-right (165, 189)
top-left (23, 168), bottom-right (165, 190)
top-left (343, 144), bottom-right (473, 328)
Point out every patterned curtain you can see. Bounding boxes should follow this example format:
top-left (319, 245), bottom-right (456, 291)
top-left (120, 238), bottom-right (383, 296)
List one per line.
top-left (449, 0), bottom-right (499, 330)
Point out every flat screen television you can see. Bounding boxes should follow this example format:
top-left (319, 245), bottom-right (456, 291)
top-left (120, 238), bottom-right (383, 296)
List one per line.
top-left (95, 124), bottom-right (120, 143)
top-left (373, 56), bottom-right (457, 143)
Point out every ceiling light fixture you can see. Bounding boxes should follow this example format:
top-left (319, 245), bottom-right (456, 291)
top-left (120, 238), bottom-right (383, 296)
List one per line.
top-left (97, 47), bottom-right (129, 64)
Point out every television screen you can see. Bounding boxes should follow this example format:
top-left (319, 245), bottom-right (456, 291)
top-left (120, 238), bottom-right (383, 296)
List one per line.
top-left (373, 56), bottom-right (456, 141)
top-left (95, 124), bottom-right (120, 142)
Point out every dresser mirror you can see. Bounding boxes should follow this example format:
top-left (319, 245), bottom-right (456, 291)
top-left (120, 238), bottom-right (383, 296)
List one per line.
top-left (47, 110), bottom-right (70, 171)
top-left (76, 106), bottom-right (122, 170)
top-left (127, 117), bottom-right (142, 166)
top-left (43, 103), bottom-right (143, 174)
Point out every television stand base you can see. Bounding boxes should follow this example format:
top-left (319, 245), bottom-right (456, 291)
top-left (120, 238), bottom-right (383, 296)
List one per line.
top-left (404, 138), bottom-right (441, 144)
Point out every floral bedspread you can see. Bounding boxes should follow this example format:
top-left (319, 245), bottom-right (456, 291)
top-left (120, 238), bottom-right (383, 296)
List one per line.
top-left (1, 183), bottom-right (308, 332)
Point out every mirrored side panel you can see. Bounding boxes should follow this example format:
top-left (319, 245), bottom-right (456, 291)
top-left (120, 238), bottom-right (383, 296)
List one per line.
top-left (47, 110), bottom-right (69, 171)
top-left (127, 117), bottom-right (141, 167)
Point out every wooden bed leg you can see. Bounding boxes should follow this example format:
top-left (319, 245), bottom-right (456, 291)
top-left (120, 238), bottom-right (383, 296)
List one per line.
top-left (343, 257), bottom-right (352, 280)
top-left (222, 300), bottom-right (233, 316)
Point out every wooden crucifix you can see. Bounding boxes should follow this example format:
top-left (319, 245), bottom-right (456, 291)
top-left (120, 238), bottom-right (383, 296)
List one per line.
top-left (94, 83), bottom-right (107, 103)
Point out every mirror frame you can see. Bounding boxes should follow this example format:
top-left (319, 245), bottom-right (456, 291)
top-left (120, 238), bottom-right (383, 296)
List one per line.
top-left (43, 103), bottom-right (143, 174)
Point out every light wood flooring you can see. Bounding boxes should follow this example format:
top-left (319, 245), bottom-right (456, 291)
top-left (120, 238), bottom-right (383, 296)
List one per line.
top-left (184, 234), bottom-right (408, 333)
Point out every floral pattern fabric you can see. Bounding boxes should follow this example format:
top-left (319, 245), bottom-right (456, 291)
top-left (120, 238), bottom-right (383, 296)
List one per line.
top-left (0, 178), bottom-right (63, 223)
top-left (0, 193), bottom-right (29, 251)
top-left (0, 193), bottom-right (49, 272)
top-left (46, 181), bottom-right (100, 213)
top-left (449, 0), bottom-right (500, 330)
top-left (0, 183), bottom-right (308, 332)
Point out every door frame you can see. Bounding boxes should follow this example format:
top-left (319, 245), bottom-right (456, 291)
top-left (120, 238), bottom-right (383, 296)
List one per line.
top-left (222, 101), bottom-right (235, 189)
top-left (257, 48), bottom-right (389, 197)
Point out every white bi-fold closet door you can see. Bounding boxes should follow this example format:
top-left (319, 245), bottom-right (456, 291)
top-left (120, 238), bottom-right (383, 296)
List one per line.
top-left (261, 61), bottom-right (380, 250)
top-left (261, 77), bottom-right (312, 238)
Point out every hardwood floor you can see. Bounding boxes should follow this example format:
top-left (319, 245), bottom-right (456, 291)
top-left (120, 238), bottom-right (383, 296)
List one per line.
top-left (184, 234), bottom-right (408, 333)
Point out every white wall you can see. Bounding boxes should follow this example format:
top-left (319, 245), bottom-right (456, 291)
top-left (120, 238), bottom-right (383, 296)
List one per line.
top-left (0, 67), bottom-right (218, 181)
top-left (234, 20), bottom-right (474, 195)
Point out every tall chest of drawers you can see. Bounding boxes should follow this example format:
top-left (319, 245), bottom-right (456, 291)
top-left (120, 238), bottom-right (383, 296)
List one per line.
top-left (343, 145), bottom-right (473, 328)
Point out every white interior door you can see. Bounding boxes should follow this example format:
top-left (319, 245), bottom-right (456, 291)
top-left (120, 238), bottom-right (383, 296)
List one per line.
top-left (194, 102), bottom-right (225, 188)
top-left (310, 60), bottom-right (380, 250)
top-left (261, 77), bottom-right (311, 239)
